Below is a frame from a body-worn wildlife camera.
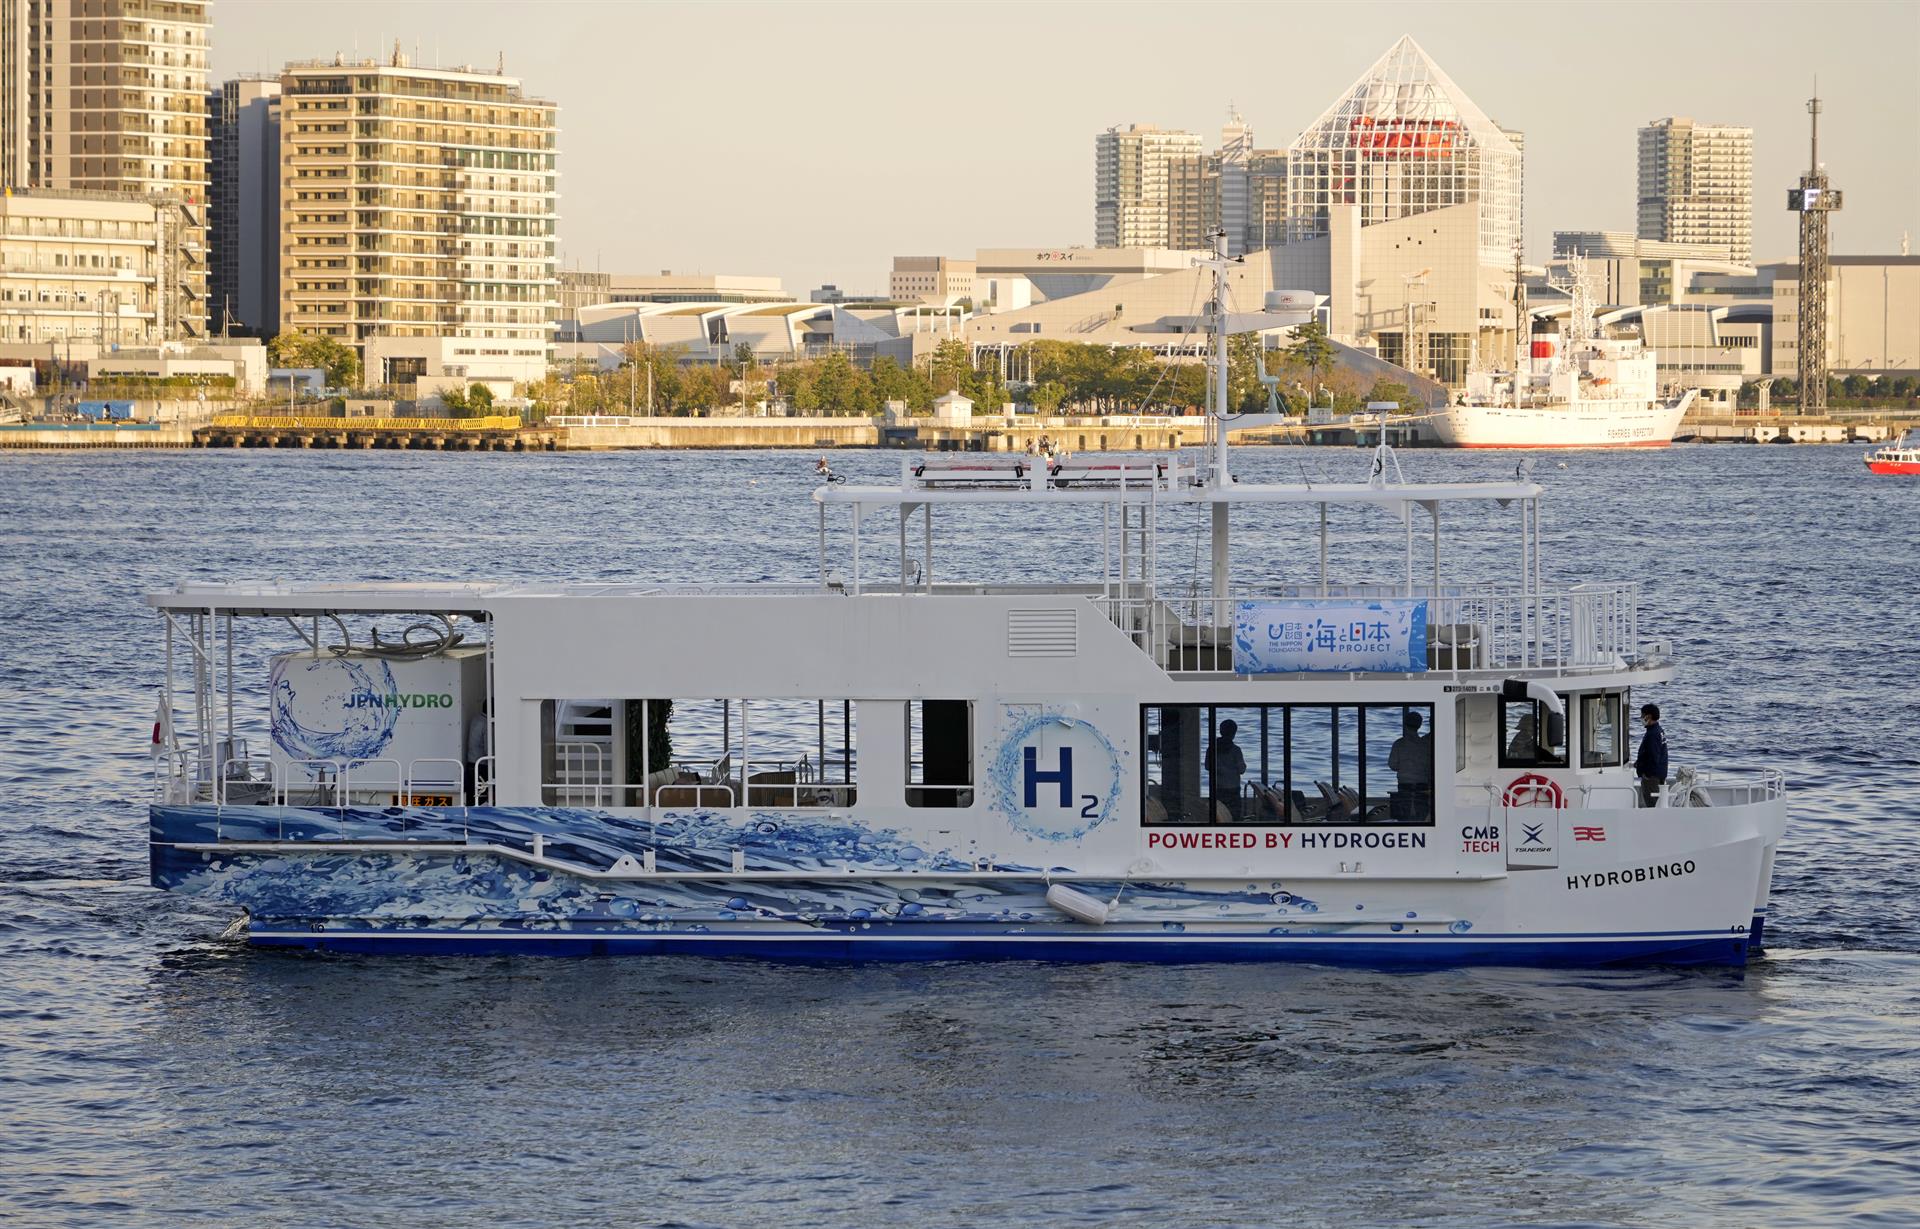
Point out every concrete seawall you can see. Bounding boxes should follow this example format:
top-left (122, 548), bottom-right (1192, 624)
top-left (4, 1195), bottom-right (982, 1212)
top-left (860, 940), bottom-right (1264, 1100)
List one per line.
top-left (0, 422), bottom-right (194, 449)
top-left (553, 416), bottom-right (878, 449)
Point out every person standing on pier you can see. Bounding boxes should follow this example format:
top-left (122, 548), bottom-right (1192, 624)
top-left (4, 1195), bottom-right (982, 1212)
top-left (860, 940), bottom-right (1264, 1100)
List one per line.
top-left (1636, 704), bottom-right (1669, 808)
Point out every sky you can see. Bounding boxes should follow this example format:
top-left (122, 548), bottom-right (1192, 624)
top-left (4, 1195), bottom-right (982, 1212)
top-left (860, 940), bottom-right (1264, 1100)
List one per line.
top-left (213, 0), bottom-right (1920, 294)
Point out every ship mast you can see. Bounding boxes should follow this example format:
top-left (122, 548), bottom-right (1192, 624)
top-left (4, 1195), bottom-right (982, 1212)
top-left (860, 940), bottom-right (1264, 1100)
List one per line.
top-left (1199, 226), bottom-right (1237, 488)
top-left (1196, 227), bottom-right (1238, 615)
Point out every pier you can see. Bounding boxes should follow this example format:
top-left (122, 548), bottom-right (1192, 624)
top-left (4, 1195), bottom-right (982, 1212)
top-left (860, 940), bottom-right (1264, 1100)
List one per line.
top-left (0, 422), bottom-right (194, 449)
top-left (193, 414), bottom-right (557, 451)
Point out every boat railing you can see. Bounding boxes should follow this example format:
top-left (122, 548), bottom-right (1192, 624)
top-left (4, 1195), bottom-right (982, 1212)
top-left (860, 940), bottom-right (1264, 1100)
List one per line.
top-left (1673, 767), bottom-right (1786, 808)
top-left (1097, 580), bottom-right (1641, 677)
top-left (404, 758), bottom-right (467, 805)
top-left (216, 756), bottom-right (277, 807)
top-left (275, 758), bottom-right (343, 808)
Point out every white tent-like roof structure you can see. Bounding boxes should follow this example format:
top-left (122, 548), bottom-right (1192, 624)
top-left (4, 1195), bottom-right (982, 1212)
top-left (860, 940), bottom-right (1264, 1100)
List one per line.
top-left (1286, 36), bottom-right (1524, 266)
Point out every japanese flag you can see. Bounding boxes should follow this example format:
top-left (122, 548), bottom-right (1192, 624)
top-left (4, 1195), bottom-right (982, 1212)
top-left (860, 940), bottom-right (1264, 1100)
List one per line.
top-left (151, 688), bottom-right (173, 758)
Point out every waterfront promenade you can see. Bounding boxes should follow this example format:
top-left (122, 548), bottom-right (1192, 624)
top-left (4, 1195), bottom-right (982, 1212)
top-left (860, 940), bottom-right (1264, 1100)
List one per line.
top-left (4, 408), bottom-right (1915, 451)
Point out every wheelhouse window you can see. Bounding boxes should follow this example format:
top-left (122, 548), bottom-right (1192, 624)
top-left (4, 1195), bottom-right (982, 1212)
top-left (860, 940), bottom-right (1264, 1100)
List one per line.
top-left (1499, 695), bottom-right (1567, 768)
top-left (1143, 703), bottom-right (1434, 826)
top-left (907, 700), bottom-right (973, 808)
top-left (1580, 692), bottom-right (1624, 768)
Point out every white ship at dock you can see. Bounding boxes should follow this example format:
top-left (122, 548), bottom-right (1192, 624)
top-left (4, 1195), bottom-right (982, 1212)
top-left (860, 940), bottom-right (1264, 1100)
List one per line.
top-left (1430, 257), bottom-right (1696, 450)
top-left (143, 233), bottom-right (1784, 966)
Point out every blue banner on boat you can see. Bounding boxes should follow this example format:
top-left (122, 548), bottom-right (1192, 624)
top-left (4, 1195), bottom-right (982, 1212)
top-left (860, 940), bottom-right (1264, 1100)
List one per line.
top-left (1233, 599), bottom-right (1429, 674)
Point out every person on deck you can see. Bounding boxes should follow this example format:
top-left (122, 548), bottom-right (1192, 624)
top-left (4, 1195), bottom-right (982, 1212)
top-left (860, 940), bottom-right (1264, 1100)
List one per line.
top-left (466, 704), bottom-right (490, 805)
top-left (1636, 704), bottom-right (1669, 808)
top-left (1209, 719), bottom-right (1246, 821)
top-left (1388, 710), bottom-right (1434, 820)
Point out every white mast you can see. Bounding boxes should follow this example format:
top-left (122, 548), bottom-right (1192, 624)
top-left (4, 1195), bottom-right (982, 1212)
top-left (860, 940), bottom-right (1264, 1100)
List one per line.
top-left (1196, 227), bottom-right (1236, 613)
top-left (1196, 227), bottom-right (1236, 487)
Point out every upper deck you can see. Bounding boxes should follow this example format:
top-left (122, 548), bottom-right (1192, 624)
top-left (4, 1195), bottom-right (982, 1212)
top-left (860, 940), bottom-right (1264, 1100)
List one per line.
top-left (148, 445), bottom-right (1650, 685)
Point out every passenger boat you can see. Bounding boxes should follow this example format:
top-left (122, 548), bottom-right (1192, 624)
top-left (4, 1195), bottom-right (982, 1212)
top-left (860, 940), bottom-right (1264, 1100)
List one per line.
top-left (145, 234), bottom-right (1786, 966)
top-left (1864, 429), bottom-right (1920, 474)
top-left (1429, 257), bottom-right (1695, 450)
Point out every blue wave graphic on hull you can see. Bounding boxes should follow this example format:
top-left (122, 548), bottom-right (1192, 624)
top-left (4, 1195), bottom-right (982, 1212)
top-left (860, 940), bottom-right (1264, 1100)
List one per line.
top-left (152, 803), bottom-right (1330, 934)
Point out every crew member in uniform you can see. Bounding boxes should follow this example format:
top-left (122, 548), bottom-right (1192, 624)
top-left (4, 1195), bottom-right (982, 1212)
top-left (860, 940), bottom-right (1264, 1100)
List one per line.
top-left (1635, 703), bottom-right (1668, 808)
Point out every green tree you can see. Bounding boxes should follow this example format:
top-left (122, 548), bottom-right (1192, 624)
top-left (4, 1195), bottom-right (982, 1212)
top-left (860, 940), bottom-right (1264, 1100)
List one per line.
top-left (869, 355), bottom-right (932, 413)
top-left (1285, 320), bottom-right (1336, 402)
top-left (808, 351), bottom-right (875, 416)
top-left (1028, 381), bottom-right (1068, 415)
top-left (267, 330), bottom-right (362, 390)
top-left (731, 344), bottom-right (761, 411)
top-left (685, 363), bottom-right (737, 414)
top-left (1363, 379), bottom-right (1411, 410)
top-left (929, 338), bottom-right (972, 396)
top-left (438, 382), bottom-right (497, 419)
top-left (615, 341), bottom-right (676, 414)
top-left (968, 355), bottom-right (1009, 414)
top-left (570, 372), bottom-right (605, 415)
top-left (522, 372), bottom-right (566, 422)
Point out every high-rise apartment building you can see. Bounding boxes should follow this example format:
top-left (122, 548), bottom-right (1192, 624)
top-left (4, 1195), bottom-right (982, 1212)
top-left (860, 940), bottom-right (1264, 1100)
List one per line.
top-left (0, 187), bottom-right (194, 343)
top-left (1103, 114), bottom-right (1284, 256)
top-left (1165, 151), bottom-right (1218, 252)
top-left (1637, 117), bottom-right (1752, 265)
top-left (1247, 150), bottom-right (1287, 253)
top-left (1286, 36), bottom-right (1523, 267)
top-left (208, 75), bottom-right (279, 337)
top-left (3, 0), bottom-right (210, 336)
top-left (1094, 123), bottom-right (1203, 249)
top-left (278, 50), bottom-right (558, 364)
top-left (1217, 108), bottom-right (1252, 257)
top-left (1, 1), bottom-right (29, 189)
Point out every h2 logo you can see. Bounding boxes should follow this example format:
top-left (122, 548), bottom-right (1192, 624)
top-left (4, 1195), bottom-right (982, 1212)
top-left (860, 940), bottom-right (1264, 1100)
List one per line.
top-left (1024, 745), bottom-right (1099, 818)
top-left (997, 712), bottom-right (1122, 839)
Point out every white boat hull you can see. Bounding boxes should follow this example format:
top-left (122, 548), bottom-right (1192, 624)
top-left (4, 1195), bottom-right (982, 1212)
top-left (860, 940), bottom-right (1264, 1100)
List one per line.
top-left (151, 793), bottom-right (1785, 967)
top-left (1429, 395), bottom-right (1690, 449)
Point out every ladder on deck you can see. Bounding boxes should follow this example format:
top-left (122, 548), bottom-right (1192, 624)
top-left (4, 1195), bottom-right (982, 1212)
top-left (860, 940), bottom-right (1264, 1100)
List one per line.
top-left (1111, 475), bottom-right (1158, 651)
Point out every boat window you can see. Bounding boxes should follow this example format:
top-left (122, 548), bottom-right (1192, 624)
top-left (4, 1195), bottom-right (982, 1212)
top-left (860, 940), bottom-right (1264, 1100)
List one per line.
top-left (1143, 705), bottom-right (1205, 824)
top-left (1366, 704), bottom-right (1435, 822)
top-left (907, 700), bottom-right (973, 808)
top-left (540, 698), bottom-right (857, 809)
top-left (1142, 702), bottom-right (1434, 826)
top-left (1580, 693), bottom-right (1623, 768)
top-left (1499, 696), bottom-right (1568, 769)
top-left (1208, 705), bottom-right (1262, 821)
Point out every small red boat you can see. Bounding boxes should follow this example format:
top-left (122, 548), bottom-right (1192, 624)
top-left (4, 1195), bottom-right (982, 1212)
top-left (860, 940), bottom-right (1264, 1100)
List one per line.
top-left (1865, 431), bottom-right (1920, 475)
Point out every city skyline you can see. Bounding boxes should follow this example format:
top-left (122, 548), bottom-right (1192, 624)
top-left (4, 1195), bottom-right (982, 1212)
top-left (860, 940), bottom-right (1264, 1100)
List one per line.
top-left (131, 0), bottom-right (1920, 293)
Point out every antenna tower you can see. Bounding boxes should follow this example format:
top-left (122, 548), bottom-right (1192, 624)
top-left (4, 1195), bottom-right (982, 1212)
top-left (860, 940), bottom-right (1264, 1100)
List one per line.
top-left (1790, 92), bottom-right (1843, 415)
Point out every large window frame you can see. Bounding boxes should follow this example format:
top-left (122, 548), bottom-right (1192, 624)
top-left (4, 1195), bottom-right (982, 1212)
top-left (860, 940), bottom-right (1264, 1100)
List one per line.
top-left (538, 697), bottom-right (857, 809)
top-left (1579, 692), bottom-right (1625, 769)
top-left (1497, 695), bottom-right (1568, 769)
top-left (1141, 702), bottom-right (1435, 828)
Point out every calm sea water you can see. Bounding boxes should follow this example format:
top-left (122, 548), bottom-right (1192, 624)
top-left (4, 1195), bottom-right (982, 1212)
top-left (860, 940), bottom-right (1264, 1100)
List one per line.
top-left (2, 443), bottom-right (1918, 1228)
